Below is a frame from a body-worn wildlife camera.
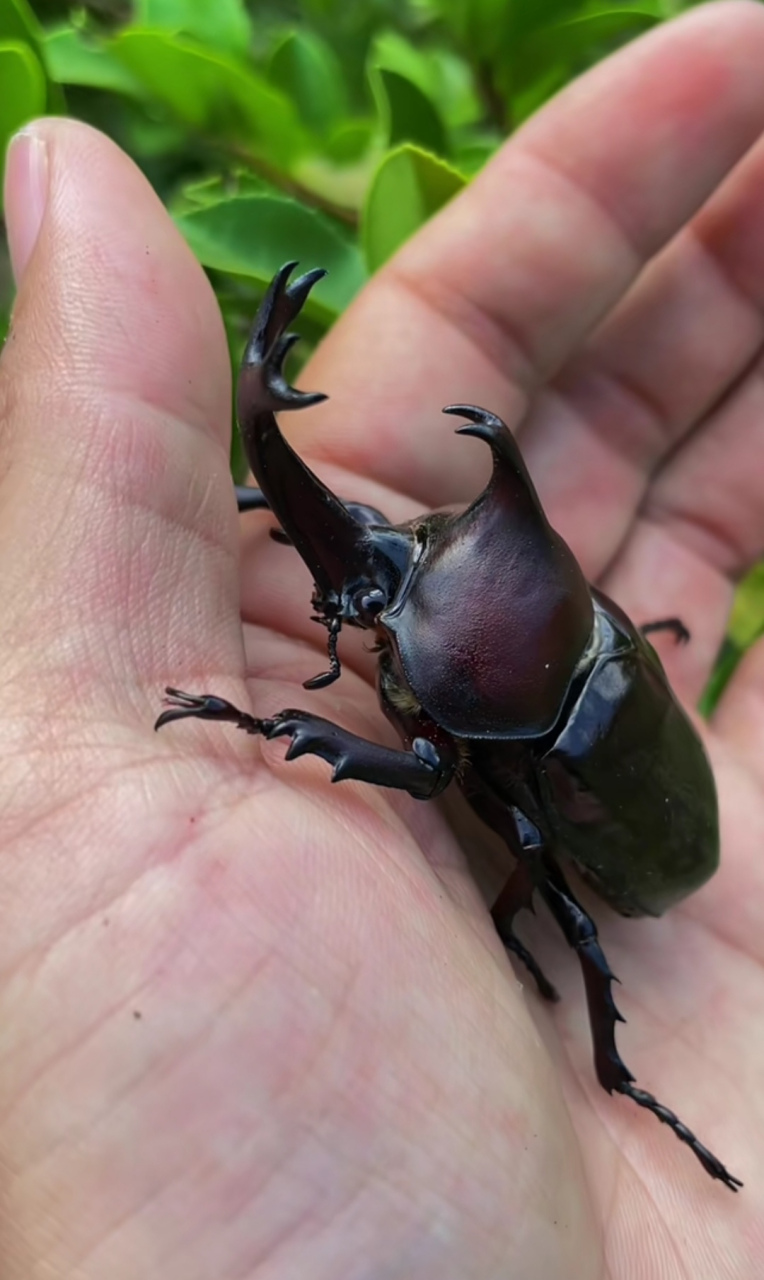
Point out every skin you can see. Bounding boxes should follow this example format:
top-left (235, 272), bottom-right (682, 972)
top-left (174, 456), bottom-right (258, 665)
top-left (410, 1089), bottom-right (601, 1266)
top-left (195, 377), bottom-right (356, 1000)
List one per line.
top-left (1, 3), bottom-right (764, 1275)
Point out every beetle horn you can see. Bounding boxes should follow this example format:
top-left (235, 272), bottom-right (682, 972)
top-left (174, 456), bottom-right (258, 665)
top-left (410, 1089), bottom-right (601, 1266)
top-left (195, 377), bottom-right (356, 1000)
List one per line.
top-left (236, 265), bottom-right (412, 689)
top-left (236, 264), bottom-right (377, 602)
top-left (443, 404), bottom-right (546, 523)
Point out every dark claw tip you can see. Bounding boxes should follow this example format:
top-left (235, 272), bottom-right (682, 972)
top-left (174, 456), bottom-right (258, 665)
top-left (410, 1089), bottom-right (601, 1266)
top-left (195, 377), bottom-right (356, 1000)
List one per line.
top-left (163, 686), bottom-right (200, 703)
top-left (288, 265), bottom-right (328, 297)
top-left (276, 260), bottom-right (300, 286)
top-left (443, 403), bottom-right (505, 428)
top-left (264, 719), bottom-right (291, 740)
top-left (154, 689), bottom-right (238, 732)
top-left (711, 1164), bottom-right (743, 1192)
top-left (443, 403), bottom-right (486, 419)
top-left (155, 688), bottom-right (204, 731)
top-left (303, 669), bottom-right (340, 691)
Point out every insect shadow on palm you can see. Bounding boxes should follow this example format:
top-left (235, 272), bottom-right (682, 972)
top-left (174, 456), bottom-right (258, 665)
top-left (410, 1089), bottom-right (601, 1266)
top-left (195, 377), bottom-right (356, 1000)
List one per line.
top-left (156, 263), bottom-right (741, 1191)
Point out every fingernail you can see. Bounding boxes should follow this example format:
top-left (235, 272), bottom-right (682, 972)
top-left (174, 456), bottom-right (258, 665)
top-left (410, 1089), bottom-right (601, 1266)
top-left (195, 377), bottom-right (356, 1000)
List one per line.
top-left (4, 127), bottom-right (49, 285)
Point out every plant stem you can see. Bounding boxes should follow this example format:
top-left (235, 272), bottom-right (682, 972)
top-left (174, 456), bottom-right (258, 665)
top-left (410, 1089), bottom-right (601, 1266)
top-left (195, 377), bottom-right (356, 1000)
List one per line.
top-left (224, 142), bottom-right (359, 228)
top-left (477, 60), bottom-right (510, 134)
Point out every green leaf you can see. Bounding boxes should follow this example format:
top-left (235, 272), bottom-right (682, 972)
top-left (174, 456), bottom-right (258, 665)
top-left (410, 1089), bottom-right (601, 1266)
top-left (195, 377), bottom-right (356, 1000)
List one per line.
top-left (0, 42), bottom-right (47, 200)
top-left (133, 0), bottom-right (252, 57)
top-left (0, 0), bottom-right (43, 47)
top-left (452, 136), bottom-right (499, 175)
top-left (436, 0), bottom-right (511, 59)
top-left (267, 29), bottom-right (347, 135)
top-left (372, 30), bottom-right (440, 103)
top-left (426, 47), bottom-right (483, 128)
top-left (524, 9), bottom-right (660, 71)
top-left (700, 560), bottom-right (764, 714)
top-left (699, 639), bottom-right (741, 718)
top-left (0, 0), bottom-right (63, 111)
top-left (511, 64), bottom-right (569, 125)
top-left (595, 0), bottom-right (665, 16)
top-left (506, 8), bottom-right (659, 108)
top-left (371, 30), bottom-right (480, 129)
top-left (176, 170), bottom-right (272, 211)
top-left (729, 561), bottom-right (764, 650)
top-left (43, 25), bottom-right (145, 96)
top-left (119, 111), bottom-right (189, 161)
top-left (372, 66), bottom-right (447, 156)
top-left (175, 194), bottom-right (366, 324)
top-left (362, 143), bottom-right (466, 273)
top-left (293, 146), bottom-right (382, 216)
top-left (111, 30), bottom-right (306, 167)
top-left (324, 119), bottom-right (376, 164)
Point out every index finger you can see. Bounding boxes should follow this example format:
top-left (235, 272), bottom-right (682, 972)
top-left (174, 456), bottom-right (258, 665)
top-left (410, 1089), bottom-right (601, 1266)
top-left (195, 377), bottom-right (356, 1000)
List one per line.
top-left (296, 1), bottom-right (764, 510)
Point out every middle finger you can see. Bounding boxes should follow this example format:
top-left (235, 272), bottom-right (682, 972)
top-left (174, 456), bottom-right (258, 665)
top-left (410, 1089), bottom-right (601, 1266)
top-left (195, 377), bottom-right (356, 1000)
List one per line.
top-left (522, 131), bottom-right (764, 577)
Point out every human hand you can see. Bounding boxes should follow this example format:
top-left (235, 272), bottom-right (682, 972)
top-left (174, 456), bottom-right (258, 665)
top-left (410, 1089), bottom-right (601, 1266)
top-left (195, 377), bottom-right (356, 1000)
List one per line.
top-left (2, 3), bottom-right (763, 1276)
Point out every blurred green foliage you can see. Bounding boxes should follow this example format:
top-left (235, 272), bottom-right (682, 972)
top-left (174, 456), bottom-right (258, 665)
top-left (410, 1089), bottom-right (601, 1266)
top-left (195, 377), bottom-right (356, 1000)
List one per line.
top-left (0, 0), bottom-right (686, 338)
top-left (0, 0), bottom-right (762, 705)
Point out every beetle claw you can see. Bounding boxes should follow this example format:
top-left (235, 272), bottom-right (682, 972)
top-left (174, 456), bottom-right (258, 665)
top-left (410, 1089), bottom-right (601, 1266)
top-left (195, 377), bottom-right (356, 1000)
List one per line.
top-left (641, 617), bottom-right (691, 646)
top-left (154, 689), bottom-right (264, 735)
top-left (618, 1084), bottom-right (743, 1191)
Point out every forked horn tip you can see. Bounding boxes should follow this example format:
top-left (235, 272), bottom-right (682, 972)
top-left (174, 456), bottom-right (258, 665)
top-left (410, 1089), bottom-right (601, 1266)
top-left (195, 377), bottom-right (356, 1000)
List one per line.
top-left (282, 389), bottom-right (329, 411)
top-left (289, 265), bottom-right (327, 295)
top-left (443, 404), bottom-right (506, 435)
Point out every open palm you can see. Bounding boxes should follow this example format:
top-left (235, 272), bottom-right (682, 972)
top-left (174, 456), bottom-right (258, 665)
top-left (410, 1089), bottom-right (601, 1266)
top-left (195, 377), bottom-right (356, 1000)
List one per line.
top-left (2, 5), bottom-right (763, 1277)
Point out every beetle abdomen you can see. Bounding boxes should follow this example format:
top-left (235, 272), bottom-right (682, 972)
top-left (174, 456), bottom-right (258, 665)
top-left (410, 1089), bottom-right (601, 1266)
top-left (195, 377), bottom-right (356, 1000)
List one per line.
top-left (540, 639), bottom-right (718, 917)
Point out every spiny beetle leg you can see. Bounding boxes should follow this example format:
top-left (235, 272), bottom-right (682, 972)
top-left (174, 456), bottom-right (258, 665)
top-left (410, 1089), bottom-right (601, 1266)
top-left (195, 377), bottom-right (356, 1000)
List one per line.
top-left (537, 856), bottom-right (742, 1191)
top-left (460, 789), bottom-right (559, 1002)
top-left (156, 694), bottom-right (456, 800)
top-left (492, 861), bottom-right (560, 1002)
top-left (233, 484), bottom-right (294, 545)
top-left (234, 485), bottom-right (270, 513)
top-left (265, 710), bottom-right (455, 798)
top-left (641, 617), bottom-right (691, 644)
top-left (502, 934), bottom-right (560, 1004)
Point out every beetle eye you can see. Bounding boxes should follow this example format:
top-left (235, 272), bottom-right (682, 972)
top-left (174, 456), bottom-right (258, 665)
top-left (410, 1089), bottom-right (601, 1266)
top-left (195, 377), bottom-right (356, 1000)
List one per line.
top-left (355, 587), bottom-right (386, 622)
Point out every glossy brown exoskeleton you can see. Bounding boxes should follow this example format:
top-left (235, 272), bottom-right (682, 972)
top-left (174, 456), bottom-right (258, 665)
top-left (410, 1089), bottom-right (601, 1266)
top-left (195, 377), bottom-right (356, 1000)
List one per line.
top-left (157, 264), bottom-right (740, 1190)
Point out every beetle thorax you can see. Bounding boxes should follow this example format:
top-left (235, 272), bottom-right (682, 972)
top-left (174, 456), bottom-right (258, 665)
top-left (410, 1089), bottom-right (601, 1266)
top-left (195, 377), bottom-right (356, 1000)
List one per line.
top-left (381, 502), bottom-right (595, 740)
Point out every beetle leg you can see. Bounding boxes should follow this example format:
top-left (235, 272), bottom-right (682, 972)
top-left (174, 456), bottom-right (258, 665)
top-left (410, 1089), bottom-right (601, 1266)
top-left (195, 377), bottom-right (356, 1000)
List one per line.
top-left (537, 856), bottom-right (742, 1191)
top-left (156, 692), bottom-right (457, 800)
top-left (456, 786), bottom-right (560, 1001)
top-left (234, 484), bottom-right (270, 512)
top-left (491, 861), bottom-right (560, 1002)
top-left (641, 617), bottom-right (690, 644)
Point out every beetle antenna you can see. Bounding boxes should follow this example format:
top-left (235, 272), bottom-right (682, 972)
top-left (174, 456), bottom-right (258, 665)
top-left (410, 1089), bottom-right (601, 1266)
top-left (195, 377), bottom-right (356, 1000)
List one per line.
top-left (303, 616), bottom-right (342, 690)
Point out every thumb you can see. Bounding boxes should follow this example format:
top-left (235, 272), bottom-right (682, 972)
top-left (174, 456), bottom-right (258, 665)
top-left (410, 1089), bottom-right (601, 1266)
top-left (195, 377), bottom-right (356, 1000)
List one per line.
top-left (0, 120), bottom-right (243, 721)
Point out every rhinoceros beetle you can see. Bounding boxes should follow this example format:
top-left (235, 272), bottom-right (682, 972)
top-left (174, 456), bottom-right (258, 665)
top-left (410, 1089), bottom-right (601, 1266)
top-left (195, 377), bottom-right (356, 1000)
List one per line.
top-left (156, 263), bottom-right (741, 1191)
